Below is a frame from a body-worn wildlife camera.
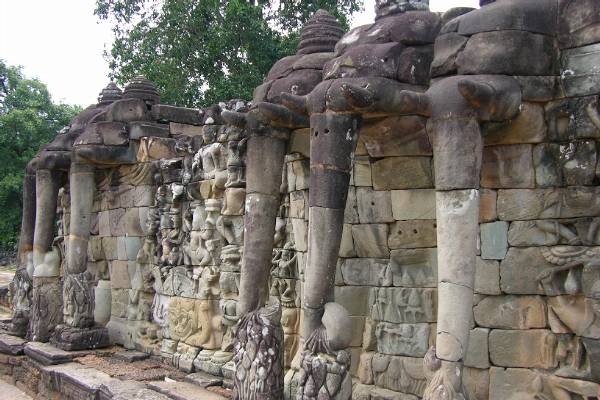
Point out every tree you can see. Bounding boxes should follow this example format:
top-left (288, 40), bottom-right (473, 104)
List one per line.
top-left (95, 0), bottom-right (363, 107)
top-left (0, 60), bottom-right (81, 251)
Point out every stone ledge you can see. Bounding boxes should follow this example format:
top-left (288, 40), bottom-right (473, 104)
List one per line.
top-left (24, 342), bottom-right (74, 366)
top-left (0, 333), bottom-right (27, 355)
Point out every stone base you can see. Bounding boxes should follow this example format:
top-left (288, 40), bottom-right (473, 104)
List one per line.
top-left (0, 333), bottom-right (27, 355)
top-left (51, 324), bottom-right (110, 351)
top-left (24, 341), bottom-right (74, 365)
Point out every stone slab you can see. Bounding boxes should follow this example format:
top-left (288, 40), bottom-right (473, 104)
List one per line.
top-left (184, 371), bottom-right (223, 388)
top-left (391, 189), bottom-right (436, 220)
top-left (388, 220), bottom-right (437, 249)
top-left (372, 157), bottom-right (433, 190)
top-left (114, 350), bottom-right (150, 363)
top-left (480, 221), bottom-right (508, 260)
top-left (147, 381), bottom-right (227, 400)
top-left (0, 333), bottom-right (27, 355)
top-left (474, 295), bottom-right (547, 329)
top-left (24, 342), bottom-right (73, 366)
top-left (489, 329), bottom-right (557, 368)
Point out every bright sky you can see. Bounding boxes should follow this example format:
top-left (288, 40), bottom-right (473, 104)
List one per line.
top-left (0, 0), bottom-right (478, 107)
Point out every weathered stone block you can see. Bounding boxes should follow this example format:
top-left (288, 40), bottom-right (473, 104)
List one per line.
top-left (561, 43), bottom-right (600, 97)
top-left (481, 145), bottom-right (534, 189)
top-left (353, 157), bottom-right (372, 187)
top-left (431, 32), bottom-right (468, 77)
top-left (545, 96), bottom-right (600, 141)
top-left (533, 140), bottom-right (597, 187)
top-left (389, 248), bottom-right (437, 287)
top-left (110, 261), bottom-right (131, 289)
top-left (489, 329), bottom-right (557, 368)
top-left (475, 257), bottom-right (501, 295)
top-left (152, 104), bottom-right (203, 125)
top-left (372, 157), bottom-right (433, 190)
top-left (497, 187), bottom-right (600, 221)
top-left (289, 190), bottom-right (307, 220)
top-left (287, 158), bottom-right (310, 192)
top-left (335, 286), bottom-right (371, 316)
top-left (464, 328), bottom-right (490, 369)
top-left (479, 189), bottom-right (497, 223)
top-left (291, 218), bottom-right (307, 252)
top-left (340, 258), bottom-right (390, 286)
top-left (514, 76), bottom-right (562, 102)
top-left (547, 295), bottom-right (600, 339)
top-left (361, 116), bottom-right (431, 157)
top-left (500, 247), bottom-right (553, 294)
top-left (356, 188), bottom-right (394, 224)
top-left (474, 295), bottom-right (547, 329)
top-left (483, 103), bottom-right (547, 146)
top-left (344, 186), bottom-right (360, 224)
top-left (480, 221), bottom-right (508, 260)
top-left (339, 223), bottom-right (356, 258)
top-left (370, 287), bottom-right (437, 323)
top-left (137, 137), bottom-right (179, 161)
top-left (352, 224), bottom-right (390, 258)
top-left (129, 122), bottom-right (169, 139)
top-left (371, 353), bottom-right (428, 396)
top-left (391, 189), bottom-right (436, 220)
top-left (169, 122), bottom-right (203, 137)
top-left (558, 0), bottom-right (600, 48)
top-left (388, 220), bottom-right (436, 249)
top-left (289, 128), bottom-right (310, 158)
top-left (457, 30), bottom-right (555, 75)
top-left (375, 323), bottom-right (430, 357)
top-left (462, 367), bottom-right (489, 400)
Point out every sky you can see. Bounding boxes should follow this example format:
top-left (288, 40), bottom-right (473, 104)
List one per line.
top-left (0, 0), bottom-right (479, 107)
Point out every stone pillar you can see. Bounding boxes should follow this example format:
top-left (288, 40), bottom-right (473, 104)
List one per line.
top-left (52, 162), bottom-right (109, 350)
top-left (8, 172), bottom-right (36, 337)
top-left (227, 109), bottom-right (290, 399)
top-left (237, 127), bottom-right (289, 315)
top-left (297, 112), bottom-right (358, 400)
top-left (423, 118), bottom-right (482, 400)
top-left (28, 169), bottom-right (64, 341)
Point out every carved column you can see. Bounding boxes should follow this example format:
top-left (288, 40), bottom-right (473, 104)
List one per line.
top-left (28, 169), bottom-right (64, 341)
top-left (296, 112), bottom-right (357, 400)
top-left (8, 170), bottom-right (36, 337)
top-left (52, 162), bottom-right (109, 350)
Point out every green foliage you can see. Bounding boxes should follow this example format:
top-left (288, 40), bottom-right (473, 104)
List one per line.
top-left (95, 0), bottom-right (363, 107)
top-left (0, 60), bottom-right (81, 251)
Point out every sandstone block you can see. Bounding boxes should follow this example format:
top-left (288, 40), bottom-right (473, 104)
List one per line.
top-left (388, 220), bottom-right (436, 249)
top-left (370, 287), bottom-right (437, 323)
top-left (462, 367), bottom-right (489, 400)
top-left (481, 145), bottom-right (534, 189)
top-left (375, 322), bottom-right (430, 357)
top-left (500, 247), bottom-right (553, 294)
top-left (289, 128), bottom-right (310, 158)
top-left (352, 224), bottom-right (390, 258)
top-left (344, 186), bottom-right (360, 223)
top-left (169, 122), bottom-right (203, 137)
top-left (361, 116), bottom-right (431, 157)
top-left (356, 188), bottom-right (394, 224)
top-left (334, 286), bottom-right (371, 316)
top-left (354, 157), bottom-right (372, 187)
top-left (533, 140), bottom-right (597, 187)
top-left (391, 189), bottom-right (436, 220)
top-left (339, 223), bottom-right (356, 258)
top-left (152, 104), bottom-right (203, 125)
top-left (289, 190), bottom-right (308, 219)
top-left (129, 122), bottom-right (169, 139)
top-left (457, 30), bottom-right (555, 75)
top-left (479, 189), bottom-right (497, 223)
top-left (483, 103), bottom-right (546, 146)
top-left (431, 32), bottom-right (468, 77)
top-left (340, 258), bottom-right (391, 286)
top-left (110, 261), bottom-right (131, 289)
top-left (475, 257), bottom-right (501, 295)
top-left (498, 187), bottom-right (600, 221)
top-left (372, 157), bottom-right (433, 190)
top-left (545, 96), bottom-right (600, 141)
top-left (480, 221), bottom-right (508, 260)
top-left (464, 328), bottom-right (490, 369)
top-left (474, 295), bottom-right (547, 329)
top-left (389, 248), bottom-right (437, 287)
top-left (371, 353), bottom-right (428, 396)
top-left (287, 158), bottom-right (310, 192)
top-left (489, 329), bottom-right (557, 368)
top-left (561, 43), bottom-right (600, 97)
top-left (558, 0), bottom-right (600, 48)
top-left (514, 76), bottom-right (562, 102)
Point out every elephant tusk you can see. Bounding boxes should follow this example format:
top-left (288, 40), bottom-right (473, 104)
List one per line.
top-left (281, 92), bottom-right (308, 115)
top-left (255, 102), bottom-right (309, 128)
top-left (457, 79), bottom-right (495, 110)
top-left (394, 90), bottom-right (431, 116)
top-left (340, 82), bottom-right (374, 109)
top-left (221, 110), bottom-right (247, 128)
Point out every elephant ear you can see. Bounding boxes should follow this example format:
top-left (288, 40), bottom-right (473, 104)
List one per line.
top-left (221, 110), bottom-right (247, 128)
top-left (281, 93), bottom-right (309, 116)
top-left (458, 77), bottom-right (521, 122)
top-left (255, 102), bottom-right (309, 128)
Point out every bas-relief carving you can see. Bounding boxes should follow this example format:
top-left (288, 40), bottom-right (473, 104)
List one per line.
top-left (9, 268), bottom-right (32, 336)
top-left (167, 297), bottom-right (223, 349)
top-left (370, 287), bottom-right (437, 324)
top-left (372, 353), bottom-right (428, 397)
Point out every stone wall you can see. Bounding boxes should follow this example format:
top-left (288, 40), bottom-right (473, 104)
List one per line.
top-left (7, 1), bottom-right (600, 399)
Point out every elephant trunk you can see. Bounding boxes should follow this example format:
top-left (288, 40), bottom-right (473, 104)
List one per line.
top-left (302, 112), bottom-right (360, 338)
top-left (424, 117), bottom-right (482, 400)
top-left (32, 169), bottom-right (62, 269)
top-left (18, 172), bottom-right (36, 271)
top-left (237, 129), bottom-right (289, 316)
